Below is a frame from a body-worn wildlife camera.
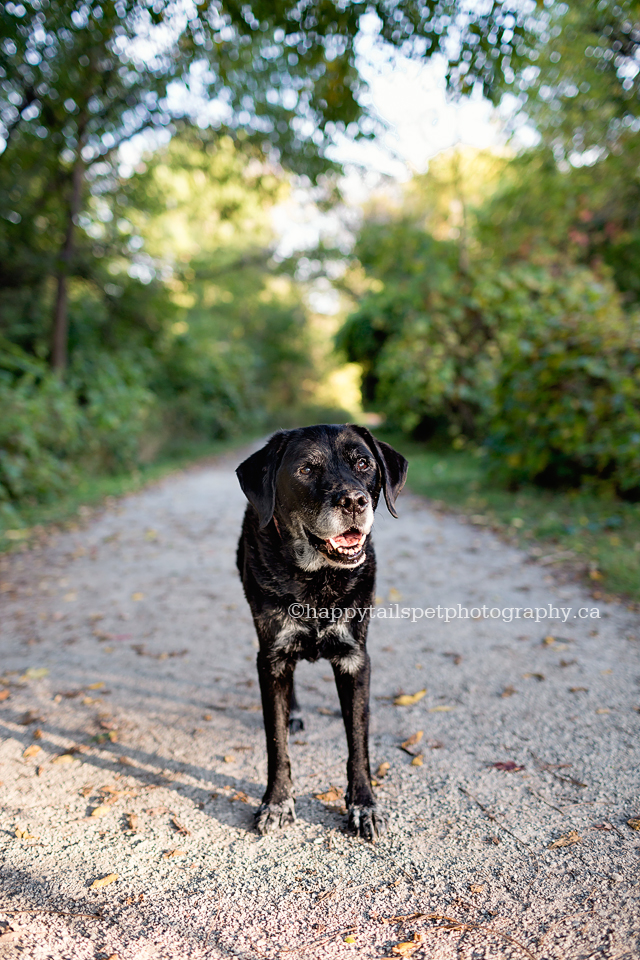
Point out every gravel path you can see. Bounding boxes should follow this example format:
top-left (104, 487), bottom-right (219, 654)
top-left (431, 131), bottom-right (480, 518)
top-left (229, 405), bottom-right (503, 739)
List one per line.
top-left (1, 446), bottom-right (639, 960)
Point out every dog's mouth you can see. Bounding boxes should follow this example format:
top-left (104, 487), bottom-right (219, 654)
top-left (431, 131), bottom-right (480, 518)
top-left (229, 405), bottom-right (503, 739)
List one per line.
top-left (306, 527), bottom-right (367, 565)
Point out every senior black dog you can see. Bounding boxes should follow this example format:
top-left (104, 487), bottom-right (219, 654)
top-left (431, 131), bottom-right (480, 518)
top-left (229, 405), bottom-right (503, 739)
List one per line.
top-left (236, 424), bottom-right (407, 841)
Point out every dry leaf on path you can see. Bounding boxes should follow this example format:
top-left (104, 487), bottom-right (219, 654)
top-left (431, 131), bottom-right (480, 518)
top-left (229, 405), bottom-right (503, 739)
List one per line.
top-left (15, 827), bottom-right (38, 839)
top-left (0, 689), bottom-right (10, 702)
top-left (548, 830), bottom-right (581, 849)
top-left (90, 873), bottom-right (118, 889)
top-left (394, 689), bottom-right (426, 707)
top-left (91, 804), bottom-right (111, 818)
top-left (627, 818), bottom-right (640, 831)
top-left (22, 744), bottom-right (41, 759)
top-left (22, 667), bottom-right (49, 680)
top-left (501, 686), bottom-right (516, 698)
top-left (429, 705), bottom-right (453, 713)
top-left (469, 884), bottom-right (485, 894)
top-left (376, 761), bottom-right (390, 779)
top-left (125, 813), bottom-right (138, 832)
top-left (492, 761), bottom-right (525, 772)
top-left (411, 754), bottom-right (423, 766)
top-left (315, 786), bottom-right (343, 804)
top-left (401, 731), bottom-right (423, 749)
top-left (51, 754), bottom-right (75, 764)
top-left (171, 816), bottom-right (191, 835)
top-left (163, 849), bottom-right (185, 858)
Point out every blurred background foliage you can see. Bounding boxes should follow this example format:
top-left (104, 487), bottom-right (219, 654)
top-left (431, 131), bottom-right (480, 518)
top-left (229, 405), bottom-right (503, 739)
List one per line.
top-left (1, 0), bottom-right (639, 592)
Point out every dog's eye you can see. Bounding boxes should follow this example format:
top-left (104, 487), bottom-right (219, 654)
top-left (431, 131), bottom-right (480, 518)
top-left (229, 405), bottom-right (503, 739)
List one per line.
top-left (298, 465), bottom-right (312, 476)
top-left (355, 457), bottom-right (370, 471)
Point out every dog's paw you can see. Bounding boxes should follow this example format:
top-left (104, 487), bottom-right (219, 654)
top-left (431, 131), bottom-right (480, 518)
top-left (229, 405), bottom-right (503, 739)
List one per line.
top-left (289, 714), bottom-right (304, 734)
top-left (347, 803), bottom-right (387, 842)
top-left (254, 798), bottom-right (296, 835)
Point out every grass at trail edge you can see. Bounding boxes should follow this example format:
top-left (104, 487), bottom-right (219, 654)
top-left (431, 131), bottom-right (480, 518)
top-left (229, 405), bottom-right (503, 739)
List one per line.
top-left (380, 433), bottom-right (640, 605)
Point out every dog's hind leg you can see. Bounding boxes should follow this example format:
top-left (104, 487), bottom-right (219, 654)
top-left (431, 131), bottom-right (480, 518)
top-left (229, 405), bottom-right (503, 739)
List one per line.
top-left (289, 681), bottom-right (304, 734)
top-left (255, 652), bottom-right (297, 835)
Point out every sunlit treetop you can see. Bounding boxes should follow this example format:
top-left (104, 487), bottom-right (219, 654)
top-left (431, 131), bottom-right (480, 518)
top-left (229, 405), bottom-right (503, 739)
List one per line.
top-left (0, 0), bottom-right (547, 179)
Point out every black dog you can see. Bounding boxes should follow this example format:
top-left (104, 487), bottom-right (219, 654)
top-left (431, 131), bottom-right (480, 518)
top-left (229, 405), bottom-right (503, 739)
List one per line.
top-left (236, 424), bottom-right (407, 841)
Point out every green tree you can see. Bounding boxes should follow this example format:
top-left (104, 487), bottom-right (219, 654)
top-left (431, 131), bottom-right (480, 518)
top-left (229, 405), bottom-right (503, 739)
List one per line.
top-left (0, 0), bottom-right (547, 372)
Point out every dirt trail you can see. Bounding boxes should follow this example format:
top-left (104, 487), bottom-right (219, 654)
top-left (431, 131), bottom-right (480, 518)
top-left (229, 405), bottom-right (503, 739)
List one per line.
top-left (1, 447), bottom-right (639, 959)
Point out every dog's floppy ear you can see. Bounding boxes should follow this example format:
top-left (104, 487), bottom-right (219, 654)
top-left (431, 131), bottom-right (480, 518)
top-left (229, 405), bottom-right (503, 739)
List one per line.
top-left (236, 432), bottom-right (289, 529)
top-left (351, 425), bottom-right (408, 518)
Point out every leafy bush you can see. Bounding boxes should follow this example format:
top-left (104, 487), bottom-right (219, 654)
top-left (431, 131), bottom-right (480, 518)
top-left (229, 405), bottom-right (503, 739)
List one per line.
top-left (0, 345), bottom-right (156, 513)
top-left (485, 271), bottom-right (640, 497)
top-left (0, 369), bottom-right (82, 511)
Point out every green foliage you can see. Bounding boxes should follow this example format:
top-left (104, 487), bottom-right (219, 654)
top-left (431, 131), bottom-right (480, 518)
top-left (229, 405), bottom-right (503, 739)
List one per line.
top-left (0, 345), bottom-right (156, 516)
top-left (486, 273), bottom-right (640, 496)
top-left (339, 207), bottom-right (640, 499)
top-left (339, 220), bottom-right (520, 438)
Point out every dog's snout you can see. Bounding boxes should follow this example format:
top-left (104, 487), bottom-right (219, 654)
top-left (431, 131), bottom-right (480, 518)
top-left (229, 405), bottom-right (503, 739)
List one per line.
top-left (337, 490), bottom-right (370, 514)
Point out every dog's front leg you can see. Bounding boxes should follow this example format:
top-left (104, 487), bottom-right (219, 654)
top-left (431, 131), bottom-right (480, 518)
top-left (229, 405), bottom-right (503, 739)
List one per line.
top-left (333, 653), bottom-right (386, 841)
top-left (255, 651), bottom-right (296, 835)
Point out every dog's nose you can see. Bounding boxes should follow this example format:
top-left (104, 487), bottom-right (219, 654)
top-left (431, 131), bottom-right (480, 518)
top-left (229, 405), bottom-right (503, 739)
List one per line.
top-left (337, 490), bottom-right (370, 514)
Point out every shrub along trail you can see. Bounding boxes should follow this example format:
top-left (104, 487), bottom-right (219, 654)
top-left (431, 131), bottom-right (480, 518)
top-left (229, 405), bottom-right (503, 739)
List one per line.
top-left (1, 447), bottom-right (639, 959)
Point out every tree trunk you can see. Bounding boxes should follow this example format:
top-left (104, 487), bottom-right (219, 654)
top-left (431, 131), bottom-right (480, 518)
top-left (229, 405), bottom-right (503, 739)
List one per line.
top-left (51, 155), bottom-right (83, 373)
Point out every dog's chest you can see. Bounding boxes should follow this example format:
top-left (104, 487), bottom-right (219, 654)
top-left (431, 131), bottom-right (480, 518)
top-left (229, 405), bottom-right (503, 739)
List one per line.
top-left (273, 614), bottom-right (358, 665)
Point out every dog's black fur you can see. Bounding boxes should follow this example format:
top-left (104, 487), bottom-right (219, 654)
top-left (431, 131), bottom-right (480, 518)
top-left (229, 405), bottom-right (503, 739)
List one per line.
top-left (236, 424), bottom-right (408, 841)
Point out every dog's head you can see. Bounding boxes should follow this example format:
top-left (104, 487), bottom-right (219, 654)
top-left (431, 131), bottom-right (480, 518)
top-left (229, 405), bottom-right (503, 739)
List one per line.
top-left (236, 424), bottom-right (408, 570)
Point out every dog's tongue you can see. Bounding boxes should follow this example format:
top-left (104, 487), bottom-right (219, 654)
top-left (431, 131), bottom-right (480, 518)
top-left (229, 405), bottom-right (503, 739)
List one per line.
top-left (329, 532), bottom-right (363, 547)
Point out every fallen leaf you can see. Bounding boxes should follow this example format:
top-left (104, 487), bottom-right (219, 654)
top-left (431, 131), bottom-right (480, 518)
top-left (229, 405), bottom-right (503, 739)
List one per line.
top-left (22, 744), bottom-right (41, 759)
top-left (376, 761), bottom-right (391, 779)
top-left (145, 806), bottom-right (169, 816)
top-left (131, 592), bottom-right (144, 601)
top-left (429, 705), bottom-right (454, 712)
top-left (15, 827), bottom-right (38, 840)
top-left (391, 939), bottom-right (422, 957)
top-left (401, 731), bottom-right (424, 749)
top-left (315, 786), bottom-right (344, 804)
top-left (569, 686), bottom-right (589, 693)
top-left (411, 754), bottom-right (423, 766)
top-left (344, 935), bottom-right (356, 945)
top-left (125, 812), bottom-right (138, 832)
top-left (32, 728), bottom-right (43, 740)
top-left (90, 873), bottom-right (118, 889)
top-left (0, 689), bottom-right (10, 702)
top-left (63, 592), bottom-right (77, 602)
top-left (548, 830), bottom-right (581, 849)
top-left (51, 754), bottom-right (75, 764)
top-left (223, 755), bottom-right (235, 763)
top-left (469, 883), bottom-right (485, 894)
top-left (229, 791), bottom-right (250, 803)
top-left (87, 681), bottom-right (104, 690)
top-left (203, 713), bottom-right (213, 721)
top-left (163, 848), bottom-right (185, 858)
top-left (171, 816), bottom-right (191, 836)
top-left (22, 667), bottom-right (49, 680)
top-left (393, 689), bottom-right (427, 707)
top-left (317, 706), bottom-right (338, 716)
top-left (523, 672), bottom-right (545, 681)
top-left (90, 804), bottom-right (111, 818)
top-left (627, 818), bottom-right (640, 831)
top-left (492, 761), bottom-right (525, 772)
top-left (595, 708), bottom-right (610, 715)
top-left (501, 685), bottom-right (516, 698)
top-left (388, 588), bottom-right (402, 601)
